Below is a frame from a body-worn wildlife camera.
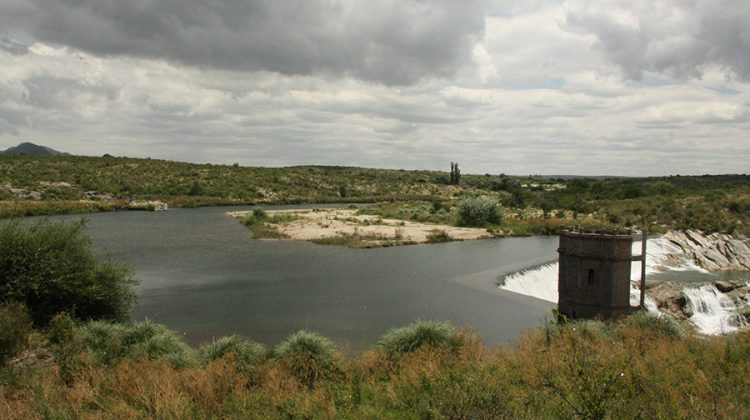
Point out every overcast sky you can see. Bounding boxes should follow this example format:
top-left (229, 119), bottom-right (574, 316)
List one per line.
top-left (1, 0), bottom-right (748, 176)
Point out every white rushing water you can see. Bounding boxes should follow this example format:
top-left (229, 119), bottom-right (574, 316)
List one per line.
top-left (499, 237), bottom-right (691, 303)
top-left (683, 285), bottom-right (747, 335)
top-left (498, 236), bottom-right (742, 331)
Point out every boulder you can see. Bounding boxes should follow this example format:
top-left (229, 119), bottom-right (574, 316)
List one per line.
top-left (647, 282), bottom-right (688, 320)
top-left (714, 280), bottom-right (742, 293)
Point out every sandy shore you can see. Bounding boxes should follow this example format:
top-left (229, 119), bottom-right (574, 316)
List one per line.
top-left (228, 208), bottom-right (491, 246)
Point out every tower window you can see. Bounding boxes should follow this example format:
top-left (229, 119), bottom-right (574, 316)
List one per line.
top-left (587, 269), bottom-right (596, 286)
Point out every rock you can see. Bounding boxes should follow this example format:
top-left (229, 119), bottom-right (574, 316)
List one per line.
top-left (737, 305), bottom-right (750, 323)
top-left (127, 200), bottom-right (168, 211)
top-left (39, 181), bottom-right (73, 188)
top-left (647, 281), bottom-right (688, 320)
top-left (84, 191), bottom-right (114, 201)
top-left (714, 280), bottom-right (742, 293)
top-left (663, 230), bottom-right (750, 272)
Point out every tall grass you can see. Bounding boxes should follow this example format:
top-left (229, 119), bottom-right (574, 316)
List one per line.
top-left (273, 330), bottom-right (340, 388)
top-left (1, 315), bottom-right (750, 418)
top-left (378, 320), bottom-right (459, 357)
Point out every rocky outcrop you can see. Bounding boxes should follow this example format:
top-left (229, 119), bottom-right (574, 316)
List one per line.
top-left (663, 230), bottom-right (750, 272)
top-left (0, 184), bottom-right (42, 200)
top-left (646, 281), bottom-right (688, 319)
top-left (646, 280), bottom-right (750, 322)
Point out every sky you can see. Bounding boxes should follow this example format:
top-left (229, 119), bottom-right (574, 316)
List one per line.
top-left (0, 0), bottom-right (748, 176)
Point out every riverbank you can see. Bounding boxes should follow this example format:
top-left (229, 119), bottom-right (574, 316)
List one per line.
top-left (229, 208), bottom-right (494, 247)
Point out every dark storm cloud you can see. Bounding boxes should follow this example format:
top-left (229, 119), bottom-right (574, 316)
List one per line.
top-left (0, 0), bottom-right (485, 85)
top-left (564, 0), bottom-right (750, 81)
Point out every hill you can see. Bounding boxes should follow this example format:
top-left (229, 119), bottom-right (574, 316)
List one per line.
top-left (1, 142), bottom-right (68, 156)
top-left (0, 154), bottom-right (747, 235)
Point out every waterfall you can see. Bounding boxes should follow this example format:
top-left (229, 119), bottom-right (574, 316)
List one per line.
top-left (498, 237), bottom-right (695, 304)
top-left (683, 285), bottom-right (747, 335)
top-left (500, 263), bottom-right (558, 303)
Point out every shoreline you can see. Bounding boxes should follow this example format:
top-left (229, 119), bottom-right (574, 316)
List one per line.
top-left (229, 207), bottom-right (494, 247)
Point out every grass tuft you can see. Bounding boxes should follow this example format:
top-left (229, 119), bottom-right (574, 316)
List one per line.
top-left (378, 320), bottom-right (458, 357)
top-left (273, 330), bottom-right (340, 388)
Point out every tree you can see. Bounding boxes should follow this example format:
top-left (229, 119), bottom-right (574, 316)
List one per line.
top-left (0, 219), bottom-right (137, 326)
top-left (450, 162), bottom-right (461, 185)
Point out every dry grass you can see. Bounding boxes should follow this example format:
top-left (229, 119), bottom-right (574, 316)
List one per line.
top-left (1, 317), bottom-right (750, 418)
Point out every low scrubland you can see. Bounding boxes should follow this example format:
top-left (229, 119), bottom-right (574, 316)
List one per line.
top-left (2, 308), bottom-right (749, 419)
top-left (1, 155), bottom-right (748, 235)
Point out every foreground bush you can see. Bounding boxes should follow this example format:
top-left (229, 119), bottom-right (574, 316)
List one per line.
top-left (0, 303), bottom-right (32, 366)
top-left (0, 219), bottom-right (137, 325)
top-left (199, 335), bottom-right (267, 379)
top-left (81, 319), bottom-right (195, 368)
top-left (273, 330), bottom-right (340, 388)
top-left (378, 320), bottom-right (458, 357)
top-left (457, 196), bottom-right (502, 227)
top-left (1, 316), bottom-right (750, 418)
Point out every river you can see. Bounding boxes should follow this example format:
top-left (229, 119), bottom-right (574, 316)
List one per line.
top-left (51, 205), bottom-right (558, 349)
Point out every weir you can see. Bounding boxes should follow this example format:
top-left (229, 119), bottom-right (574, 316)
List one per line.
top-left (557, 228), bottom-right (646, 320)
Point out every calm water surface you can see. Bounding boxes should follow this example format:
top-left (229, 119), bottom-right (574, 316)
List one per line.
top-left (56, 206), bottom-right (558, 349)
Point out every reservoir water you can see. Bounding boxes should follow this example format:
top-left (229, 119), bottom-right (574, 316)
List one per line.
top-left (53, 206), bottom-right (558, 349)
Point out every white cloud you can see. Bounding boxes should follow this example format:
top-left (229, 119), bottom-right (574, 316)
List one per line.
top-left (0, 1), bottom-right (748, 176)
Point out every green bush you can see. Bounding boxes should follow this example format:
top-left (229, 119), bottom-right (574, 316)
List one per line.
top-left (273, 330), bottom-right (339, 388)
top-left (0, 302), bottom-right (33, 365)
top-left (378, 320), bottom-right (458, 357)
top-left (457, 197), bottom-right (502, 227)
top-left (81, 319), bottom-right (195, 368)
top-left (619, 310), bottom-right (687, 338)
top-left (426, 229), bottom-right (452, 243)
top-left (0, 219), bottom-right (137, 326)
top-left (199, 335), bottom-right (267, 379)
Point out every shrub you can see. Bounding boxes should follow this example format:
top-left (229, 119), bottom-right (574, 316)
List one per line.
top-left (426, 229), bottom-right (452, 243)
top-left (0, 219), bottom-right (137, 326)
top-left (0, 302), bottom-right (33, 365)
top-left (457, 197), bottom-right (502, 227)
top-left (199, 335), bottom-right (267, 375)
top-left (81, 319), bottom-right (195, 368)
top-left (273, 330), bottom-right (339, 388)
top-left (378, 320), bottom-right (458, 357)
top-left (619, 310), bottom-right (687, 338)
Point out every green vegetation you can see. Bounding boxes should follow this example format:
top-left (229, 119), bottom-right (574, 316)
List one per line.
top-left (199, 335), bottom-right (267, 376)
top-left (449, 161), bottom-right (461, 185)
top-left (0, 155), bottom-right (748, 235)
top-left (309, 231), bottom-right (407, 248)
top-left (457, 196), bottom-right (502, 227)
top-left (2, 312), bottom-right (749, 418)
top-left (377, 320), bottom-right (459, 357)
top-left (240, 208), bottom-right (301, 239)
top-left (0, 303), bottom-right (32, 366)
top-left (426, 229), bottom-right (453, 243)
top-left (273, 330), bottom-right (341, 389)
top-left (0, 219), bottom-right (137, 325)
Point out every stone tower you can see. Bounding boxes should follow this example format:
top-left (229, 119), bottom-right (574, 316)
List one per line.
top-left (557, 229), bottom-right (637, 320)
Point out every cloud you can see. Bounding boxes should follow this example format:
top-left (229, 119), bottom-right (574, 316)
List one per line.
top-left (0, 0), bottom-right (486, 85)
top-left (0, 35), bottom-right (29, 56)
top-left (0, 2), bottom-right (748, 176)
top-left (563, 0), bottom-right (750, 81)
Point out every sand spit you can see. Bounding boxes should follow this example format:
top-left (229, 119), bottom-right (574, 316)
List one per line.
top-left (228, 208), bottom-right (492, 246)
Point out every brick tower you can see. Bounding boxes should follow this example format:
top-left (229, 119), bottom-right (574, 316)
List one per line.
top-left (557, 229), bottom-right (639, 320)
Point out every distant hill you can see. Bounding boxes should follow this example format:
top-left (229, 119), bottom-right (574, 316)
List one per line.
top-left (2, 142), bottom-right (69, 156)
